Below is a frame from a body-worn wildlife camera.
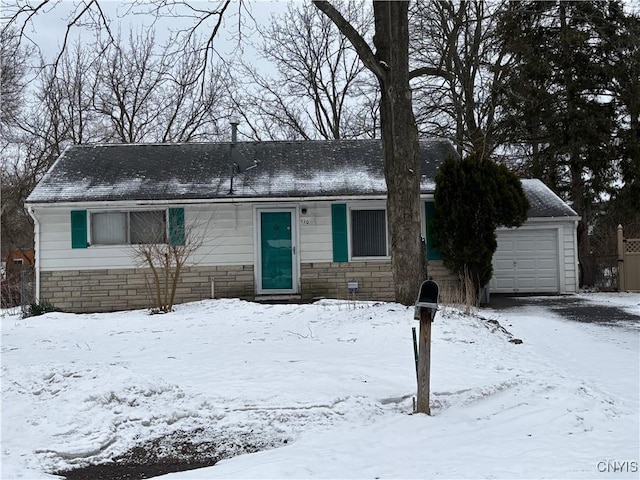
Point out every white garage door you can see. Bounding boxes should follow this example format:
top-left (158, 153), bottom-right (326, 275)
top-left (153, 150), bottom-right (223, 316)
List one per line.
top-left (490, 229), bottom-right (559, 293)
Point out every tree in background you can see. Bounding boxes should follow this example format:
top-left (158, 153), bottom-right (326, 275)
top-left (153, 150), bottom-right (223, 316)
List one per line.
top-left (603, 9), bottom-right (640, 237)
top-left (432, 153), bottom-right (529, 308)
top-left (581, 7), bottom-right (640, 275)
top-left (1, 26), bottom-right (232, 261)
top-left (233, 1), bottom-right (378, 141)
top-left (410, 0), bottom-right (510, 158)
top-left (92, 31), bottom-right (231, 143)
top-left (0, 27), bottom-right (30, 128)
top-left (495, 1), bottom-right (624, 280)
top-left (1, 27), bottom-right (37, 258)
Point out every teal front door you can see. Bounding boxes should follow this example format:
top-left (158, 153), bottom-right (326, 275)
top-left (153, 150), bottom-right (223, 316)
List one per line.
top-left (260, 210), bottom-right (295, 291)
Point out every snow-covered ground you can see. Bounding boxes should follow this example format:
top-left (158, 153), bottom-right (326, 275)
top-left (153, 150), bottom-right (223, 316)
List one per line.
top-left (1, 293), bottom-right (639, 479)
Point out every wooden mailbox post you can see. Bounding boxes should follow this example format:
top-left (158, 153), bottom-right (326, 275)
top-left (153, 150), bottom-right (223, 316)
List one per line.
top-left (415, 280), bottom-right (439, 415)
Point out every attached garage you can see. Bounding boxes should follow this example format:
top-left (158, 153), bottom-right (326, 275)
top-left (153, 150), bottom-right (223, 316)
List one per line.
top-left (489, 180), bottom-right (580, 295)
top-left (491, 228), bottom-right (559, 293)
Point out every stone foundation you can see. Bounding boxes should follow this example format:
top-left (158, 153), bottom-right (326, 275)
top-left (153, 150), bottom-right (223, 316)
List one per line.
top-left (40, 260), bottom-right (458, 312)
top-left (425, 260), bottom-right (459, 292)
top-left (300, 261), bottom-right (395, 301)
top-left (40, 265), bottom-right (255, 313)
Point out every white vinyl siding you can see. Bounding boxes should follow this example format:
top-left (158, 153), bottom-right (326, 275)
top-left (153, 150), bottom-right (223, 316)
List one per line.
top-left (188, 204), bottom-right (254, 266)
top-left (298, 203), bottom-right (333, 263)
top-left (36, 204), bottom-right (255, 271)
top-left (36, 201), bottom-right (352, 271)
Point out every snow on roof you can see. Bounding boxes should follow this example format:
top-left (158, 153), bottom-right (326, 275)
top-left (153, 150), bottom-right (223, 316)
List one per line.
top-left (26, 140), bottom-right (576, 218)
top-left (520, 179), bottom-right (578, 218)
top-left (26, 139), bottom-right (455, 203)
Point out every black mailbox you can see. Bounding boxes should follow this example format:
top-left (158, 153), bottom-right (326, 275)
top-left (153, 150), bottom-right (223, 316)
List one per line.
top-left (415, 279), bottom-right (439, 321)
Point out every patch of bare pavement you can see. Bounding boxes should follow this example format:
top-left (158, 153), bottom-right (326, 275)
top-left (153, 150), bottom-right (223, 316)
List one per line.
top-left (488, 294), bottom-right (640, 329)
top-left (55, 429), bottom-right (287, 480)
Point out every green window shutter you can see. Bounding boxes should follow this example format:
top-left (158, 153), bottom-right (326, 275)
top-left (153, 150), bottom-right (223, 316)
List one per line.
top-left (331, 204), bottom-right (348, 263)
top-left (425, 202), bottom-right (442, 260)
top-left (168, 208), bottom-right (185, 246)
top-left (70, 210), bottom-right (88, 249)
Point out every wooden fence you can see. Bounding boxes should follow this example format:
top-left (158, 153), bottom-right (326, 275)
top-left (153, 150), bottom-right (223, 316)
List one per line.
top-left (618, 225), bottom-right (640, 292)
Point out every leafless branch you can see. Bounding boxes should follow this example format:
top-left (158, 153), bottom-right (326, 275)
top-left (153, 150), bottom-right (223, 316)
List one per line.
top-left (312, 0), bottom-right (386, 80)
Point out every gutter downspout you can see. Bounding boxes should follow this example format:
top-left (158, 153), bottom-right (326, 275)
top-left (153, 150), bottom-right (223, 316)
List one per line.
top-left (228, 119), bottom-right (239, 195)
top-left (27, 206), bottom-right (40, 301)
top-left (573, 218), bottom-right (580, 293)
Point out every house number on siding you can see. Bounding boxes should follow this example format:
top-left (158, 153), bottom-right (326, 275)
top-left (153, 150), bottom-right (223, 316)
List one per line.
top-left (300, 218), bottom-right (311, 225)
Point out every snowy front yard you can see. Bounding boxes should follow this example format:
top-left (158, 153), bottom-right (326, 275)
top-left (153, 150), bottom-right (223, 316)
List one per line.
top-left (2, 294), bottom-right (639, 479)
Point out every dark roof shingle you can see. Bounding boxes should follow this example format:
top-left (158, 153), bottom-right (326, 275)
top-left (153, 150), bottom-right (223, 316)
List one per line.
top-left (26, 139), bottom-right (577, 218)
top-left (27, 139), bottom-right (454, 203)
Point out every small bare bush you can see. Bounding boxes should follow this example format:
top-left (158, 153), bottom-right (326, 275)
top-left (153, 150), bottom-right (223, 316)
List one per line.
top-left (438, 266), bottom-right (479, 315)
top-left (130, 212), bottom-right (206, 313)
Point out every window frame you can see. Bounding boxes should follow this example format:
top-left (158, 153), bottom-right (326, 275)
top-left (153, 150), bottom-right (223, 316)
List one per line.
top-left (89, 209), bottom-right (168, 246)
top-left (348, 204), bottom-right (390, 261)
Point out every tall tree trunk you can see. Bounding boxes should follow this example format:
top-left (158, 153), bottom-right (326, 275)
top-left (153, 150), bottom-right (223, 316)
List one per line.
top-left (313, 0), bottom-right (425, 305)
top-left (373, 2), bottom-right (424, 305)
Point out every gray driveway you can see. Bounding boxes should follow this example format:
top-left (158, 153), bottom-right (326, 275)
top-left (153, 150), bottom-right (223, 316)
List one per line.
top-left (487, 294), bottom-right (640, 329)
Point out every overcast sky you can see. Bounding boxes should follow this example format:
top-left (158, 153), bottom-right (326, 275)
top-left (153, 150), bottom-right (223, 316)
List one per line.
top-left (7, 0), bottom-right (640, 66)
top-left (6, 0), bottom-right (292, 64)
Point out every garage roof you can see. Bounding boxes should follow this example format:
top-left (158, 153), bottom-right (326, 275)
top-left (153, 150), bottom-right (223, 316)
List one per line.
top-left (521, 179), bottom-right (578, 218)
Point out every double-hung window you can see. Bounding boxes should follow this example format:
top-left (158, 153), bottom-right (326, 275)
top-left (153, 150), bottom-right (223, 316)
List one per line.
top-left (91, 210), bottom-right (167, 245)
top-left (350, 208), bottom-right (388, 257)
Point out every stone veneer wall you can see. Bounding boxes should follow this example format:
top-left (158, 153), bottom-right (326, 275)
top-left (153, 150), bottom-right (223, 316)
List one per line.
top-left (41, 260), bottom-right (458, 312)
top-left (299, 260), bottom-right (458, 303)
top-left (40, 265), bottom-right (255, 313)
top-left (425, 260), bottom-right (459, 292)
top-left (299, 261), bottom-right (395, 301)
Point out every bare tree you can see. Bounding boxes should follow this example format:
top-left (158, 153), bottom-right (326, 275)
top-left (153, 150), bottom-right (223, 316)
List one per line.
top-left (0, 134), bottom-right (54, 259)
top-left (92, 30), bottom-right (173, 143)
top-left (91, 29), bottom-right (231, 143)
top-left (1, 32), bottom-right (45, 259)
top-left (1, 0), bottom-right (115, 79)
top-left (410, 0), bottom-right (511, 157)
top-left (233, 1), bottom-right (378, 141)
top-left (2, 43), bottom-right (107, 258)
top-left (1, 25), bottom-right (232, 269)
top-left (0, 27), bottom-right (31, 127)
top-left (36, 45), bottom-right (108, 147)
top-left (128, 0), bottom-right (233, 93)
top-left (1, 0), bottom-right (231, 97)
top-left (154, 38), bottom-right (232, 143)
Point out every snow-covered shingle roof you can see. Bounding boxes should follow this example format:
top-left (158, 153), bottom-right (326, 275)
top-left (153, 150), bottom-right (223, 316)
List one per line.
top-left (27, 139), bottom-right (453, 203)
top-left (520, 179), bottom-right (578, 218)
top-left (26, 139), bottom-right (577, 218)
